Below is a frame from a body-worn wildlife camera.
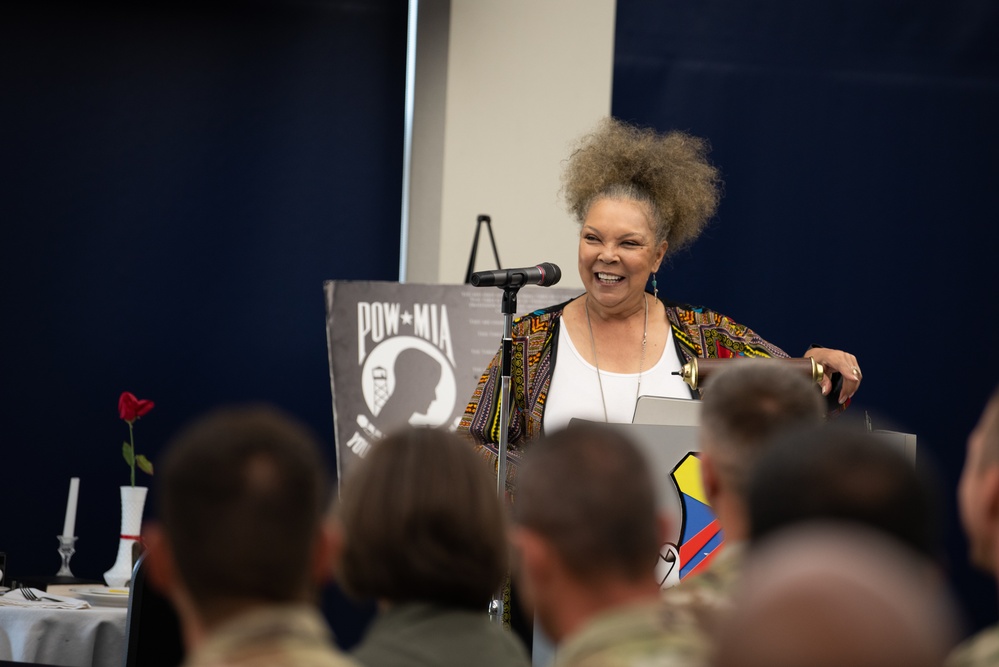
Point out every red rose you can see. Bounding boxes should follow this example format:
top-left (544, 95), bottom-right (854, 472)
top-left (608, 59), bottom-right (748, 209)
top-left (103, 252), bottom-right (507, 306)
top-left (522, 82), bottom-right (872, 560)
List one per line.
top-left (118, 391), bottom-right (154, 423)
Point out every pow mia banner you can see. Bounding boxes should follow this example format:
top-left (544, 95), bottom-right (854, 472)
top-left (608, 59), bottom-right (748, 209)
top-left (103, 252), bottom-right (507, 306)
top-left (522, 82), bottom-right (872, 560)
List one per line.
top-left (324, 280), bottom-right (579, 483)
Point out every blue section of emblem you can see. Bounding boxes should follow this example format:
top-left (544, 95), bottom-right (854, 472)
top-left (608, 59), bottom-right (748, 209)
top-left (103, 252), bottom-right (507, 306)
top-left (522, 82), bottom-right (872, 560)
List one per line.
top-left (681, 528), bottom-right (724, 579)
top-left (678, 493), bottom-right (720, 578)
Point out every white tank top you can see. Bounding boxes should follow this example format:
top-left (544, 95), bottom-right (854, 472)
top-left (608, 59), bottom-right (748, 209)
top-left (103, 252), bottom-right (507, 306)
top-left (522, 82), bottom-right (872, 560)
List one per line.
top-left (544, 320), bottom-right (692, 432)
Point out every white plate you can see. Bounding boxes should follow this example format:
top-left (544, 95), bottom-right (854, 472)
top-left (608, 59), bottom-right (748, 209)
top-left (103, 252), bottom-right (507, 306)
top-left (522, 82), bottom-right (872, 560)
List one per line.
top-left (70, 587), bottom-right (131, 607)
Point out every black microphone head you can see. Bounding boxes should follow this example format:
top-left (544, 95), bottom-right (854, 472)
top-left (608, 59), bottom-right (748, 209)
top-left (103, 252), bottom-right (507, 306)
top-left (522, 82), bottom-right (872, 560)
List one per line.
top-left (537, 262), bottom-right (561, 287)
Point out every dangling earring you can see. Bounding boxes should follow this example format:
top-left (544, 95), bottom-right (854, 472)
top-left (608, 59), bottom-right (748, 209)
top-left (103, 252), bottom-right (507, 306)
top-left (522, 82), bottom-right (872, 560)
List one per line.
top-left (651, 273), bottom-right (659, 301)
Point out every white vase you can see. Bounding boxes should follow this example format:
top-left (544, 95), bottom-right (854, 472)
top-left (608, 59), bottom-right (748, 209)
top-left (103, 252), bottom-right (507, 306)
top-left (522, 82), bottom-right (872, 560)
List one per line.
top-left (104, 485), bottom-right (147, 587)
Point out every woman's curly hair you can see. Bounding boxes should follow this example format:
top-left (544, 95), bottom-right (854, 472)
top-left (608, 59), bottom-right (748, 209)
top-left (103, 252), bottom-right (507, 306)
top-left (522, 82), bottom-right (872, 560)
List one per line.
top-left (562, 117), bottom-right (722, 255)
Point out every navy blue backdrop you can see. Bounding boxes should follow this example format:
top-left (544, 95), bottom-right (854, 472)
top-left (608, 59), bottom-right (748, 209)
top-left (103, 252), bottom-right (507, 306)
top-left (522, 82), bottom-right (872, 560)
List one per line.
top-left (0, 0), bottom-right (404, 646)
top-left (614, 0), bottom-right (999, 634)
top-left (1, 0), bottom-right (996, 649)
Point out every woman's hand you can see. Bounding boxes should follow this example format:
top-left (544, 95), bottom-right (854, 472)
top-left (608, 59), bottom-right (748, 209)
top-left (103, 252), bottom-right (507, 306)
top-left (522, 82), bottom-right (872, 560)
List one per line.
top-left (804, 348), bottom-right (862, 405)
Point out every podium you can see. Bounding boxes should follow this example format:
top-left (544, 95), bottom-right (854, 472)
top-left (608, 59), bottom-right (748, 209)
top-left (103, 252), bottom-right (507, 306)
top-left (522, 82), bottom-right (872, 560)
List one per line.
top-left (571, 403), bottom-right (918, 588)
top-left (570, 396), bottom-right (721, 588)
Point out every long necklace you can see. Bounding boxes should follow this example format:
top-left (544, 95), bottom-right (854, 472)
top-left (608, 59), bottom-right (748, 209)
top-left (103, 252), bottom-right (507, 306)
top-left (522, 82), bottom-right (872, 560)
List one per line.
top-left (585, 294), bottom-right (648, 422)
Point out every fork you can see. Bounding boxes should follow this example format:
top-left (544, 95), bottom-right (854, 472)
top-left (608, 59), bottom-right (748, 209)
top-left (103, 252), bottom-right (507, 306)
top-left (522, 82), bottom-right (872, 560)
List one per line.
top-left (19, 587), bottom-right (61, 603)
top-left (21, 587), bottom-right (61, 602)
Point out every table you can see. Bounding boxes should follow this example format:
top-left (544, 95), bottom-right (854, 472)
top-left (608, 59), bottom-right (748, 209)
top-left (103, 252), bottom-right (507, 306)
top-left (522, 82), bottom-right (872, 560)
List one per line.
top-left (0, 605), bottom-right (126, 667)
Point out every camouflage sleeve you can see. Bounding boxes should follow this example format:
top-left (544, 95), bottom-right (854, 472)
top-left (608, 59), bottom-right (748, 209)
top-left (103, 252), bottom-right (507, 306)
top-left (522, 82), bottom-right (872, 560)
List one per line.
top-left (946, 627), bottom-right (999, 667)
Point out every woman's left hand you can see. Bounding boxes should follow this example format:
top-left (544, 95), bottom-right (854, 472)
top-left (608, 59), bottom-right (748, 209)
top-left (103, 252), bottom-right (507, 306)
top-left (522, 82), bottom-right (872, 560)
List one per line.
top-left (804, 347), bottom-right (862, 405)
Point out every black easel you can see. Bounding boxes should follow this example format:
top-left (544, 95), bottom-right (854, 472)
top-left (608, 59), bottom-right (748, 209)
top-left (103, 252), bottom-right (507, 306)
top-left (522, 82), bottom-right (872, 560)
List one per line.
top-left (464, 214), bottom-right (502, 283)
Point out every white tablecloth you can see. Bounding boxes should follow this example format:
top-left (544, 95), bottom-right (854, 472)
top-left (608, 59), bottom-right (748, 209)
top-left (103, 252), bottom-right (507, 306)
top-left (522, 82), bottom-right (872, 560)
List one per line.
top-left (0, 605), bottom-right (127, 667)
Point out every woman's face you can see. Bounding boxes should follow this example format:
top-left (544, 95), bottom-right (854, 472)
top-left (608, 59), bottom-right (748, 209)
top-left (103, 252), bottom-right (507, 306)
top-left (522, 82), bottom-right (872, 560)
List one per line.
top-left (578, 197), bottom-right (668, 311)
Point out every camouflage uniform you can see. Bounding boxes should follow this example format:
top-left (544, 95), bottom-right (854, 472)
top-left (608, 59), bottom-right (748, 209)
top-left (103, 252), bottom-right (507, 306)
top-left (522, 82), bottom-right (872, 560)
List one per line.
top-left (553, 600), bottom-right (711, 667)
top-left (352, 602), bottom-right (531, 667)
top-left (947, 625), bottom-right (999, 667)
top-left (182, 604), bottom-right (358, 667)
top-left (662, 542), bottom-right (745, 621)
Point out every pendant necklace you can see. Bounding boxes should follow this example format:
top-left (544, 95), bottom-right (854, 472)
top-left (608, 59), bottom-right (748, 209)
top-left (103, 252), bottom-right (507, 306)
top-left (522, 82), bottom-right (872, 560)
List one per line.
top-left (585, 294), bottom-right (648, 422)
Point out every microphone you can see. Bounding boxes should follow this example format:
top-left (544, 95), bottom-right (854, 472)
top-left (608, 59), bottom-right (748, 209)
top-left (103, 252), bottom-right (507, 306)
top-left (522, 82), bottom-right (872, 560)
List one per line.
top-left (470, 262), bottom-right (562, 288)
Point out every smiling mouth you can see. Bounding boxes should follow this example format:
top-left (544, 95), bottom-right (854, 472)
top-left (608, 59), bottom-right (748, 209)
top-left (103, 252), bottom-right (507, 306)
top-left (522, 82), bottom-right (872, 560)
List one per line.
top-left (595, 272), bottom-right (624, 284)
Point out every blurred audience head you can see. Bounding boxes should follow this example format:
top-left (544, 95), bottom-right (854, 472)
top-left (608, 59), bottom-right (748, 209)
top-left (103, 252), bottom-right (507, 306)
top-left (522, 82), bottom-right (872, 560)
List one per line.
top-left (697, 361), bottom-right (824, 541)
top-left (336, 427), bottom-right (507, 610)
top-left (149, 404), bottom-right (332, 624)
top-left (512, 423), bottom-right (664, 640)
top-left (959, 384), bottom-right (999, 573)
top-left (714, 524), bottom-right (958, 667)
top-left (699, 361), bottom-right (824, 497)
top-left (747, 426), bottom-right (939, 559)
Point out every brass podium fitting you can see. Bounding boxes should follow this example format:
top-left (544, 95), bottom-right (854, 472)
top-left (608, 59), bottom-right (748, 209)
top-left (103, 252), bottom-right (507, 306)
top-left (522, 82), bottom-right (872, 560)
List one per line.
top-left (674, 357), bottom-right (824, 391)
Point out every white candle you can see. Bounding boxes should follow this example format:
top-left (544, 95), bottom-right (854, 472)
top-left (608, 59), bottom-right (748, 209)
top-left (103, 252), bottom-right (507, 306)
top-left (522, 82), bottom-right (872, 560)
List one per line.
top-left (62, 477), bottom-right (80, 538)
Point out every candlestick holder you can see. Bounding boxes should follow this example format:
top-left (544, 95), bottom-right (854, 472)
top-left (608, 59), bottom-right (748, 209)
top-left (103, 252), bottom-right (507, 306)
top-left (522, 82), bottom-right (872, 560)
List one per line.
top-left (56, 535), bottom-right (77, 577)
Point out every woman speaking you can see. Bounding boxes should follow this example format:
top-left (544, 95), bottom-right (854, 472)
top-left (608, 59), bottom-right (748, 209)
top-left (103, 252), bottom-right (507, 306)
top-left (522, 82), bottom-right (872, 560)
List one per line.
top-left (458, 118), bottom-right (861, 484)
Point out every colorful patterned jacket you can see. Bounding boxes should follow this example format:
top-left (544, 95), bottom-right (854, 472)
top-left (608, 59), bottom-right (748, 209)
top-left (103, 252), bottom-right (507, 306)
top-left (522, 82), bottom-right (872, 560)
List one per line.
top-left (457, 295), bottom-right (789, 488)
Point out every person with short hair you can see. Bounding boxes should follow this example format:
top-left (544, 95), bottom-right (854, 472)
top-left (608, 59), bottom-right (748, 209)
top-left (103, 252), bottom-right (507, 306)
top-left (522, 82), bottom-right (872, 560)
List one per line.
top-left (746, 425), bottom-right (940, 558)
top-left (144, 405), bottom-right (355, 667)
top-left (949, 386), bottom-right (999, 667)
top-left (663, 362), bottom-right (825, 615)
top-left (715, 524), bottom-right (957, 667)
top-left (336, 427), bottom-right (530, 667)
top-left (512, 423), bottom-right (706, 667)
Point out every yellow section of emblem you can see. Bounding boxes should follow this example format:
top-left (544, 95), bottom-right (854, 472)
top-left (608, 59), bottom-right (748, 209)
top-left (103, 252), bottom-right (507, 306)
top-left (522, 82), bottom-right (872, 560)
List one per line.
top-left (673, 453), bottom-right (708, 506)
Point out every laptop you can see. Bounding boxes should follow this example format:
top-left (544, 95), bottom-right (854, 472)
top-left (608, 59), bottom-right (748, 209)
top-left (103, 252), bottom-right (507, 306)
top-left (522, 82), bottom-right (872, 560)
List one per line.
top-left (631, 394), bottom-right (701, 426)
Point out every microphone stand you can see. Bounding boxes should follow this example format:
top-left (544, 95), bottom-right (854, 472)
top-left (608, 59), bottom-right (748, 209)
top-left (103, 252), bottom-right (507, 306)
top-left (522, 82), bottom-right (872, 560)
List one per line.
top-left (487, 281), bottom-right (521, 624)
top-left (470, 264), bottom-right (560, 626)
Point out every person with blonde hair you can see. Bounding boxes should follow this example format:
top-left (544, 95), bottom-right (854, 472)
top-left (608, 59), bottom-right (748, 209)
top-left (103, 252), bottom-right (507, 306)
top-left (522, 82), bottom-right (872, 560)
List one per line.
top-left (459, 117), bottom-right (861, 489)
